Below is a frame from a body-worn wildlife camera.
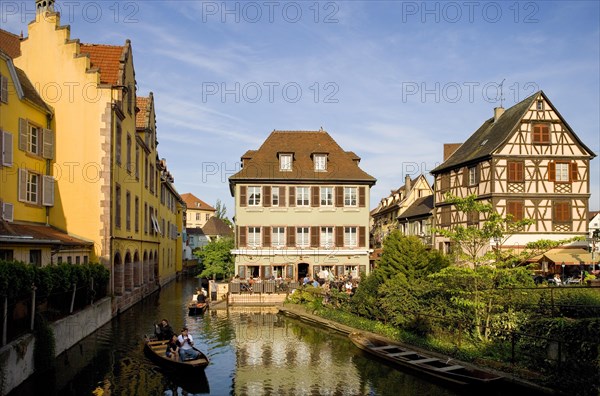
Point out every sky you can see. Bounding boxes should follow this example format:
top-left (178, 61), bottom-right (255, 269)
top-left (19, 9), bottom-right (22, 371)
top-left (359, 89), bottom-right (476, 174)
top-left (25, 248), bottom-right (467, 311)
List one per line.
top-left (2, 0), bottom-right (599, 215)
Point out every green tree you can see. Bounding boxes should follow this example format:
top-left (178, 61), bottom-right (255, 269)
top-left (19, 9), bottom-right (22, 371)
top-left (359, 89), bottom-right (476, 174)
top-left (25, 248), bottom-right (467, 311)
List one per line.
top-left (215, 199), bottom-right (233, 228)
top-left (194, 237), bottom-right (234, 280)
top-left (434, 194), bottom-right (534, 268)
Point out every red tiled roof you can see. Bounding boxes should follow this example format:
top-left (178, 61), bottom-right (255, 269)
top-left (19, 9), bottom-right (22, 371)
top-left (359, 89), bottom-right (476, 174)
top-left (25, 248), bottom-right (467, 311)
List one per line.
top-left (0, 29), bottom-right (22, 58)
top-left (79, 44), bottom-right (124, 85)
top-left (0, 221), bottom-right (93, 246)
top-left (181, 193), bottom-right (216, 211)
top-left (230, 130), bottom-right (376, 183)
top-left (136, 96), bottom-right (149, 128)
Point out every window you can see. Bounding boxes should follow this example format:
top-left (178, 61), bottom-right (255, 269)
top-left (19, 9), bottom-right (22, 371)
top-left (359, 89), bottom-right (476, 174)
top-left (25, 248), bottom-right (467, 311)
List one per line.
top-left (144, 203), bottom-right (148, 234)
top-left (30, 249), bottom-right (42, 267)
top-left (320, 187), bottom-right (333, 206)
top-left (115, 122), bottom-right (122, 165)
top-left (468, 166), bottom-right (477, 185)
top-left (67, 256), bottom-right (72, 264)
top-left (115, 184), bottom-right (121, 228)
top-left (280, 154), bottom-right (292, 171)
top-left (344, 187), bottom-right (357, 206)
top-left (248, 227), bottom-right (261, 247)
top-left (135, 144), bottom-right (140, 179)
top-left (206, 214), bottom-right (210, 221)
top-left (321, 227), bottom-right (334, 248)
top-left (135, 196), bottom-right (139, 232)
top-left (0, 250), bottom-right (14, 261)
top-left (149, 164), bottom-right (155, 193)
top-left (555, 163), bottom-right (569, 182)
top-left (296, 187), bottom-right (310, 206)
top-left (28, 124), bottom-right (40, 155)
top-left (126, 191), bottom-right (131, 231)
top-left (144, 156), bottom-right (148, 189)
top-left (314, 154), bottom-right (327, 171)
top-left (536, 100), bottom-right (544, 111)
top-left (126, 134), bottom-right (132, 172)
top-left (532, 123), bottom-right (550, 144)
top-left (18, 169), bottom-right (42, 205)
top-left (0, 73), bottom-right (8, 103)
top-left (508, 161), bottom-right (524, 182)
top-left (297, 227), bottom-right (310, 247)
top-left (507, 201), bottom-right (524, 221)
top-left (2, 131), bottom-right (13, 166)
top-left (248, 186), bottom-right (261, 206)
top-left (84, 256), bottom-right (89, 264)
top-left (548, 161), bottom-right (577, 183)
top-left (553, 201), bottom-right (571, 223)
top-left (272, 187), bottom-right (280, 206)
top-left (76, 256), bottom-right (81, 264)
top-left (272, 227), bottom-right (285, 247)
top-left (196, 213), bottom-right (200, 221)
top-left (344, 227), bottom-right (357, 247)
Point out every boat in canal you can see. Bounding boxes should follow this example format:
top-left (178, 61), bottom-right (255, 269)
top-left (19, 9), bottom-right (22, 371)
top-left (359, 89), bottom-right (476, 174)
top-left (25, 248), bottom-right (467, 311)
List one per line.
top-left (188, 301), bottom-right (208, 315)
top-left (144, 336), bottom-right (210, 372)
top-left (348, 332), bottom-right (503, 387)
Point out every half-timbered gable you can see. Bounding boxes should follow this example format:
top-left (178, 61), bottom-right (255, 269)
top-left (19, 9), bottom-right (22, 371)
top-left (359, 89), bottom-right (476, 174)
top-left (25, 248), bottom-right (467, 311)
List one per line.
top-left (431, 91), bottom-right (596, 253)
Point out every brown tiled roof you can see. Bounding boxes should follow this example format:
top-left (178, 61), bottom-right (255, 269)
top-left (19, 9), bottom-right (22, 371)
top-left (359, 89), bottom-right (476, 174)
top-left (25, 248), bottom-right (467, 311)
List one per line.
top-left (397, 195), bottom-right (434, 219)
top-left (0, 221), bottom-right (93, 246)
top-left (201, 217), bottom-right (233, 237)
top-left (230, 130), bottom-right (376, 183)
top-left (432, 91), bottom-right (596, 174)
top-left (14, 67), bottom-right (52, 113)
top-left (186, 227), bottom-right (206, 236)
top-left (0, 29), bottom-right (21, 58)
top-left (589, 211), bottom-right (600, 221)
top-left (181, 193), bottom-right (216, 211)
top-left (136, 96), bottom-right (149, 128)
top-left (79, 44), bottom-right (124, 85)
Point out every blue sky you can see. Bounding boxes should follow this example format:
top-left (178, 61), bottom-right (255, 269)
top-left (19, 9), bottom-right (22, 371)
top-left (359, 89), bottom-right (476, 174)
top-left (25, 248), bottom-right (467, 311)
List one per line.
top-left (3, 1), bottom-right (599, 214)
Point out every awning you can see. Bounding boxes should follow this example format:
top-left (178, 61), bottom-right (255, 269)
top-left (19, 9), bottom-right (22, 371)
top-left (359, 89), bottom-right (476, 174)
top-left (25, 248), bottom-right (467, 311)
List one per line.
top-left (531, 248), bottom-right (597, 265)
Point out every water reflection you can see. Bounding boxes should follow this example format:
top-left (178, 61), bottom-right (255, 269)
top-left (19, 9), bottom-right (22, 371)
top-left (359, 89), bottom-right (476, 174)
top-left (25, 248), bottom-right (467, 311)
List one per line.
top-left (9, 277), bottom-right (522, 396)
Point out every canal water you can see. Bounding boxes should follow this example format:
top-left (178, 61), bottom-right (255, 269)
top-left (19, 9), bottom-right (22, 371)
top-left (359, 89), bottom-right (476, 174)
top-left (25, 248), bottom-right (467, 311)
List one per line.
top-left (9, 276), bottom-right (543, 396)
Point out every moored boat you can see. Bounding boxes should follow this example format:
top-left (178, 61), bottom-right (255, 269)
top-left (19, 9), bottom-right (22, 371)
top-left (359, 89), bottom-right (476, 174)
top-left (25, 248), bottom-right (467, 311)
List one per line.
top-left (188, 301), bottom-right (208, 315)
top-left (144, 336), bottom-right (209, 372)
top-left (348, 332), bottom-right (502, 386)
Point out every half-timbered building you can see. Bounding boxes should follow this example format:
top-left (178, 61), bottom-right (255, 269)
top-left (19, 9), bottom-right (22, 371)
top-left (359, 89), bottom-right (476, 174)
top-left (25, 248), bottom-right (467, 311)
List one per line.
top-left (431, 91), bottom-right (596, 259)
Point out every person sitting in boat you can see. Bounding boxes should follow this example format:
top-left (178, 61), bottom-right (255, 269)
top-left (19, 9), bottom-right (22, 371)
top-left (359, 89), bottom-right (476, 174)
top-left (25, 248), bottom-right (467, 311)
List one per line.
top-left (178, 327), bottom-right (200, 361)
top-left (165, 334), bottom-right (179, 361)
top-left (154, 319), bottom-right (174, 341)
top-left (196, 289), bottom-right (207, 303)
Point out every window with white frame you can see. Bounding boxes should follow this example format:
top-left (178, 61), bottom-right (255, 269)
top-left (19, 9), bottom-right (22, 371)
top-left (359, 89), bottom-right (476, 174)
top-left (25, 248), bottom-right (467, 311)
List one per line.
top-left (272, 187), bottom-right (279, 206)
top-left (321, 227), bottom-right (334, 248)
top-left (297, 227), bottom-right (310, 247)
top-left (468, 166), bottom-right (477, 185)
top-left (344, 227), bottom-right (357, 247)
top-left (314, 154), bottom-right (327, 171)
top-left (296, 186), bottom-right (310, 206)
top-left (248, 186), bottom-right (261, 206)
top-left (18, 169), bottom-right (40, 205)
top-left (320, 187), bottom-right (333, 206)
top-left (555, 163), bottom-right (569, 182)
top-left (248, 227), bottom-right (261, 247)
top-left (344, 187), bottom-right (357, 206)
top-left (280, 154), bottom-right (292, 171)
top-left (272, 227), bottom-right (285, 247)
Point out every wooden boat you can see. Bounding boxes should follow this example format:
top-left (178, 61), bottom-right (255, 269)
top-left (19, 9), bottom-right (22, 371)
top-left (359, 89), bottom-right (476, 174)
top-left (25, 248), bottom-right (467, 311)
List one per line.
top-left (348, 332), bottom-right (502, 386)
top-left (144, 336), bottom-right (209, 372)
top-left (188, 301), bottom-right (208, 315)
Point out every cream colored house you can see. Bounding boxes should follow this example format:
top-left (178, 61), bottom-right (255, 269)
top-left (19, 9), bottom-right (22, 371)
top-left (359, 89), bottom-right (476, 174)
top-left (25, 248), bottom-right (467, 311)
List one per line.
top-left (431, 91), bottom-right (596, 268)
top-left (182, 193), bottom-right (216, 228)
top-left (229, 130), bottom-right (376, 281)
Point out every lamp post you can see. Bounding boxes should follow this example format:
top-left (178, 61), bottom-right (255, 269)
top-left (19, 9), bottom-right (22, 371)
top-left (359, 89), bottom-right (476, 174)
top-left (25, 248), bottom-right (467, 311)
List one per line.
top-left (493, 235), bottom-right (501, 262)
top-left (589, 229), bottom-right (600, 272)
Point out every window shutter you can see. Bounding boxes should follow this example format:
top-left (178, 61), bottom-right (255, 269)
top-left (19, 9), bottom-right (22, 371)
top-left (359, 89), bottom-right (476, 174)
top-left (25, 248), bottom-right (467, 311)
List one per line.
top-left (570, 162), bottom-right (578, 182)
top-left (239, 186), bottom-right (247, 207)
top-left (359, 186), bottom-right (366, 207)
top-left (42, 175), bottom-right (55, 206)
top-left (462, 167), bottom-right (468, 186)
top-left (286, 226), bottom-right (295, 246)
top-left (238, 226), bottom-right (246, 247)
top-left (359, 226), bottom-right (366, 247)
top-left (2, 202), bottom-right (14, 222)
top-left (18, 168), bottom-right (27, 202)
top-left (311, 186), bottom-right (319, 207)
top-left (336, 226), bottom-right (344, 247)
top-left (263, 186), bottom-right (271, 207)
top-left (548, 162), bottom-right (556, 182)
top-left (288, 187), bottom-right (295, 207)
top-left (2, 131), bottom-right (12, 166)
top-left (310, 226), bottom-right (319, 247)
top-left (475, 164), bottom-right (481, 183)
top-left (42, 129), bottom-right (54, 159)
top-left (0, 74), bottom-right (7, 103)
top-left (335, 186), bottom-right (343, 207)
top-left (280, 187), bottom-right (286, 206)
top-left (19, 118), bottom-right (27, 151)
top-left (263, 226), bottom-right (271, 246)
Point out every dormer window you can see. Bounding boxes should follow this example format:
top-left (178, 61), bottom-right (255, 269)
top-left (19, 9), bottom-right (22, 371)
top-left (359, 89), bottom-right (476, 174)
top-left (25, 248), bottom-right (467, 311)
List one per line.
top-left (536, 100), bottom-right (544, 111)
top-left (314, 154), bottom-right (327, 172)
top-left (280, 153), bottom-right (292, 171)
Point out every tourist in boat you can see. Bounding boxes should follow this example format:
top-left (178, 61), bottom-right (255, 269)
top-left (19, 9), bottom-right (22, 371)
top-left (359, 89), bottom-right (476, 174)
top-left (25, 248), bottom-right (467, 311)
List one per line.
top-left (154, 319), bottom-right (174, 341)
top-left (165, 334), bottom-right (179, 361)
top-left (178, 327), bottom-right (200, 361)
top-left (196, 289), bottom-right (207, 303)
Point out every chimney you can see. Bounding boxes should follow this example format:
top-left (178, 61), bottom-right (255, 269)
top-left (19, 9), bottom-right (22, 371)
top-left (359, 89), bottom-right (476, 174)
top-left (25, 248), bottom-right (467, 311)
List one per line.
top-left (405, 174), bottom-right (412, 193)
top-left (494, 107), bottom-right (505, 122)
top-left (443, 143), bottom-right (461, 161)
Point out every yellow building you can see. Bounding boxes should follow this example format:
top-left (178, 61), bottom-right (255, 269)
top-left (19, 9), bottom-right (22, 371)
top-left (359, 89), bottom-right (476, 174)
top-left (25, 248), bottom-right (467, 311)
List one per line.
top-left (1, 0), bottom-right (184, 312)
top-left (0, 47), bottom-right (94, 264)
top-left (181, 193), bottom-right (216, 228)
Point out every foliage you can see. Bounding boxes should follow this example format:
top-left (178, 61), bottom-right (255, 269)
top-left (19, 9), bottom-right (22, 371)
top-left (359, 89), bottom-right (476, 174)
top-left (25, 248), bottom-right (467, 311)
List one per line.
top-left (502, 236), bottom-right (585, 268)
top-left (33, 314), bottom-right (56, 373)
top-left (215, 199), bottom-right (233, 228)
top-left (377, 231), bottom-right (438, 281)
top-left (195, 237), bottom-right (235, 280)
top-left (0, 260), bottom-right (36, 299)
top-left (434, 194), bottom-right (534, 268)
